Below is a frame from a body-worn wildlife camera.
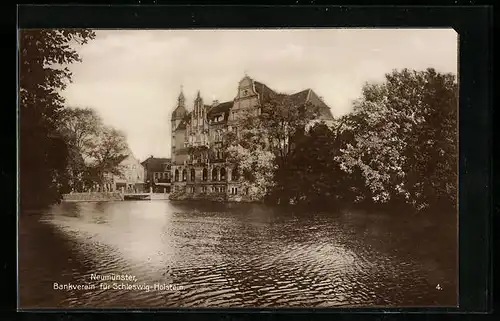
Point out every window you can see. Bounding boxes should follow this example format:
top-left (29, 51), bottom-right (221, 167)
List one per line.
top-left (231, 168), bottom-right (239, 181)
top-left (174, 169), bottom-right (179, 182)
top-left (220, 168), bottom-right (226, 181)
top-left (212, 168), bottom-right (218, 181)
top-left (182, 169), bottom-right (187, 181)
top-left (202, 168), bottom-right (208, 181)
top-left (190, 168), bottom-right (196, 181)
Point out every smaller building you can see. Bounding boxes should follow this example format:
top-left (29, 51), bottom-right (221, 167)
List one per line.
top-left (103, 153), bottom-right (146, 193)
top-left (141, 156), bottom-right (171, 193)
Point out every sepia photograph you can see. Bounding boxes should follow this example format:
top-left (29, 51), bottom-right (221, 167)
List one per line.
top-left (18, 28), bottom-right (458, 309)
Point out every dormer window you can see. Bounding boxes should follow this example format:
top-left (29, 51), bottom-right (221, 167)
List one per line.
top-left (243, 89), bottom-right (249, 96)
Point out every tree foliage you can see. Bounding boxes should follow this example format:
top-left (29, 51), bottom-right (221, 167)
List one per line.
top-left (335, 68), bottom-right (457, 212)
top-left (86, 126), bottom-right (129, 184)
top-left (224, 108), bottom-right (276, 201)
top-left (19, 29), bottom-right (96, 209)
top-left (57, 107), bottom-right (129, 191)
top-left (223, 95), bottom-right (320, 202)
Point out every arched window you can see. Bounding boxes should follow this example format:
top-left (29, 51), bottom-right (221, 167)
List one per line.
top-left (182, 169), bottom-right (187, 181)
top-left (212, 168), bottom-right (218, 181)
top-left (190, 168), bottom-right (196, 181)
top-left (174, 169), bottom-right (179, 182)
top-left (220, 167), bottom-right (226, 181)
top-left (202, 168), bottom-right (208, 181)
top-left (231, 168), bottom-right (239, 181)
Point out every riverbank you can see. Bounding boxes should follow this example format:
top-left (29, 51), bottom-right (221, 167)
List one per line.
top-left (62, 192), bottom-right (124, 202)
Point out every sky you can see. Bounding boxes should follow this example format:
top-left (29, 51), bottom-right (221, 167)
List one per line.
top-left (61, 28), bottom-right (457, 161)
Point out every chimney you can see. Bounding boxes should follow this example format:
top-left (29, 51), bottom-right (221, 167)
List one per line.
top-left (212, 99), bottom-right (219, 106)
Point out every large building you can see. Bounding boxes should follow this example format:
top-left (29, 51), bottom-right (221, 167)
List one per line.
top-left (170, 74), bottom-right (333, 201)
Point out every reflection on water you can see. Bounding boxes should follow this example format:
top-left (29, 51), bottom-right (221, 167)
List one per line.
top-left (19, 201), bottom-right (457, 308)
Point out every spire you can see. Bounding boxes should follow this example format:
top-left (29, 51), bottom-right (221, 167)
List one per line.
top-left (177, 85), bottom-right (185, 106)
top-left (196, 90), bottom-right (201, 100)
top-left (172, 85), bottom-right (186, 120)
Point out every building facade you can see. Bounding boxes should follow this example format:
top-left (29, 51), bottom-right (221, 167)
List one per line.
top-left (104, 153), bottom-right (146, 193)
top-left (170, 74), bottom-right (333, 201)
top-left (141, 156), bottom-right (171, 193)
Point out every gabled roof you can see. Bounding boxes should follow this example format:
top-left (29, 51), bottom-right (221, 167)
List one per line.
top-left (141, 157), bottom-right (171, 172)
top-left (254, 81), bottom-right (277, 104)
top-left (287, 88), bottom-right (333, 120)
top-left (289, 89), bottom-right (310, 103)
top-left (207, 101), bottom-right (233, 118)
top-left (305, 89), bottom-right (334, 120)
top-left (116, 154), bottom-right (129, 164)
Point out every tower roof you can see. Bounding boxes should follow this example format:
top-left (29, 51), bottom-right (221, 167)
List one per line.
top-left (172, 86), bottom-right (187, 119)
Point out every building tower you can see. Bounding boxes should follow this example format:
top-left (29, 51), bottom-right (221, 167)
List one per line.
top-left (171, 87), bottom-right (186, 163)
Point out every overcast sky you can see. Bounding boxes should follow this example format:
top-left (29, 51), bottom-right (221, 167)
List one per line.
top-left (61, 29), bottom-right (457, 161)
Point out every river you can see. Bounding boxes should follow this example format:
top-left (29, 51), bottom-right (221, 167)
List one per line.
top-left (18, 200), bottom-right (457, 308)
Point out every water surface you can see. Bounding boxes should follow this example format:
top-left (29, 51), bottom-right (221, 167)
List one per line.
top-left (18, 200), bottom-right (457, 308)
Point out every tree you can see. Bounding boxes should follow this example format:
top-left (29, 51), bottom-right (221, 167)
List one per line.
top-left (279, 118), bottom-right (367, 207)
top-left (393, 69), bottom-right (458, 211)
top-left (336, 68), bottom-right (458, 213)
top-left (86, 126), bottom-right (129, 187)
top-left (223, 94), bottom-right (321, 202)
top-left (259, 95), bottom-right (320, 169)
top-left (57, 107), bottom-right (102, 191)
top-left (224, 108), bottom-right (276, 201)
top-left (58, 107), bottom-right (101, 155)
top-left (19, 29), bottom-right (96, 209)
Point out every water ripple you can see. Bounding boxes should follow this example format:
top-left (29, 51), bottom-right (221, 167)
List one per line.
top-left (19, 201), bottom-right (457, 308)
